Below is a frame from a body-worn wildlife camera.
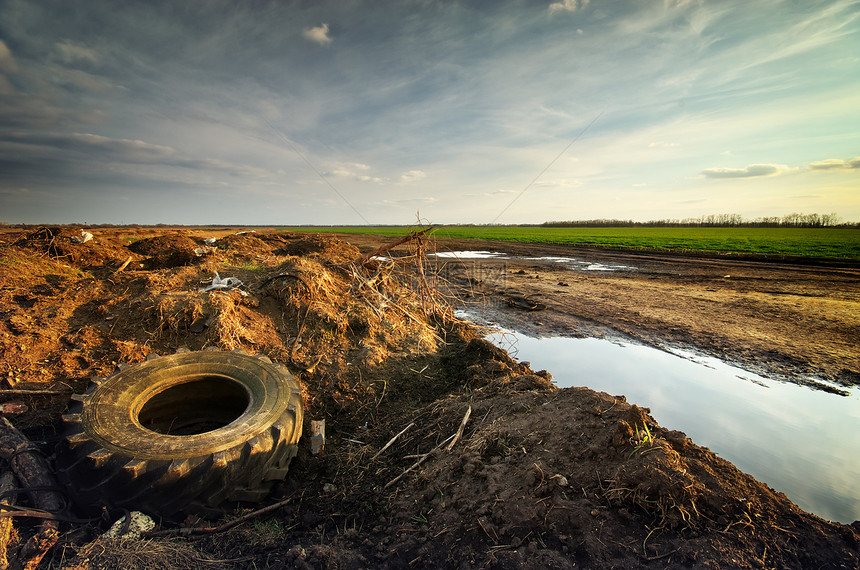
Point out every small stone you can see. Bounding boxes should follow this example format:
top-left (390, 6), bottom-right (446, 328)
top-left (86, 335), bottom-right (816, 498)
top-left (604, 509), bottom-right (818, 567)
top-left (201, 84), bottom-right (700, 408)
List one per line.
top-left (323, 483), bottom-right (337, 494)
top-left (102, 511), bottom-right (155, 539)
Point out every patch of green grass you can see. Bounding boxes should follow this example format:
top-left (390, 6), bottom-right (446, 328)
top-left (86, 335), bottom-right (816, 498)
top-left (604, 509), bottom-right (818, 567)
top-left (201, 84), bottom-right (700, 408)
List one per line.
top-left (280, 226), bottom-right (860, 260)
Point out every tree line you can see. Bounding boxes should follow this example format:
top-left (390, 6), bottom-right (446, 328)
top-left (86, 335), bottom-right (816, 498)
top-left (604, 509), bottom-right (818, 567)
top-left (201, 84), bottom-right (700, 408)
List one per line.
top-left (543, 213), bottom-right (856, 228)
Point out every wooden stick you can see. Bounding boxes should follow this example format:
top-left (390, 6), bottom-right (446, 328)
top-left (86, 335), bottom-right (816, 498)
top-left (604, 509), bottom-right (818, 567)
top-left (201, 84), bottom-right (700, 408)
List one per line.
top-left (371, 422), bottom-right (414, 461)
top-left (446, 406), bottom-right (472, 451)
top-left (115, 255), bottom-right (133, 273)
top-left (384, 433), bottom-right (456, 489)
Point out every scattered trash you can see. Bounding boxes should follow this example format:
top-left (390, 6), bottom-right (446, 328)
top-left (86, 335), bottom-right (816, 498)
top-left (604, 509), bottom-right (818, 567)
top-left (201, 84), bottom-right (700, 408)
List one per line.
top-left (193, 247), bottom-right (215, 257)
top-left (310, 419), bottom-right (326, 455)
top-left (203, 238), bottom-right (217, 245)
top-left (323, 483), bottom-right (337, 494)
top-left (236, 230), bottom-right (256, 235)
top-left (70, 230), bottom-right (93, 244)
top-left (102, 511), bottom-right (155, 540)
top-left (200, 272), bottom-right (244, 292)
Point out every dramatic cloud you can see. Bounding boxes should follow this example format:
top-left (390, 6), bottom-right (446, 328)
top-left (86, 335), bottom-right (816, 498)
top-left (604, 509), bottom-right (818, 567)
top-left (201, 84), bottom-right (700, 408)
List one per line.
top-left (0, 132), bottom-right (273, 180)
top-left (700, 164), bottom-right (789, 179)
top-left (1, 0), bottom-right (858, 224)
top-left (808, 157), bottom-right (860, 171)
top-left (303, 23), bottom-right (333, 46)
top-left (548, 0), bottom-right (589, 15)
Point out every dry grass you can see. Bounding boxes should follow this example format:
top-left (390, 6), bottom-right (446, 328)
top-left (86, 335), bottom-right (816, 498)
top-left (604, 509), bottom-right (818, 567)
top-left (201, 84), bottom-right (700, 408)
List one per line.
top-left (61, 537), bottom-right (234, 569)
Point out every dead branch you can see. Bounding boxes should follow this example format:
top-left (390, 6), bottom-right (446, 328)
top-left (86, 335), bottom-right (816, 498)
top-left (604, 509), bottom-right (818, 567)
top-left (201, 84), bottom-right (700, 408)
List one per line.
top-left (372, 422), bottom-right (415, 461)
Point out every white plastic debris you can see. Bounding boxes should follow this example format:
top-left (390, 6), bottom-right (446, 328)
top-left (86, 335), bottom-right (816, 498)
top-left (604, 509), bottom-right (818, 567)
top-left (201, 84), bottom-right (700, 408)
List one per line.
top-left (71, 230), bottom-right (93, 244)
top-left (203, 238), bottom-right (217, 245)
top-left (200, 272), bottom-right (244, 292)
top-left (102, 511), bottom-right (155, 539)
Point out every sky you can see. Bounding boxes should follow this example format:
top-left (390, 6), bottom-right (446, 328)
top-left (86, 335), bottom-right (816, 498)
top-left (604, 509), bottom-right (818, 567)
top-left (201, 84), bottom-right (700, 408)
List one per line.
top-left (0, 0), bottom-right (858, 226)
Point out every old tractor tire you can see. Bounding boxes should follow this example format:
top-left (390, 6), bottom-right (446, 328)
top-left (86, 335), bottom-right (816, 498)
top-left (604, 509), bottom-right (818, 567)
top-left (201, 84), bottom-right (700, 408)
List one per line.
top-left (55, 349), bottom-right (303, 519)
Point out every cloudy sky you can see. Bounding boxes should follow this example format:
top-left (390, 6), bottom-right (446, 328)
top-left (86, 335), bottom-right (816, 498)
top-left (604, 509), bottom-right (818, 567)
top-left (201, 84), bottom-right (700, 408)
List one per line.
top-left (1, 0), bottom-right (858, 225)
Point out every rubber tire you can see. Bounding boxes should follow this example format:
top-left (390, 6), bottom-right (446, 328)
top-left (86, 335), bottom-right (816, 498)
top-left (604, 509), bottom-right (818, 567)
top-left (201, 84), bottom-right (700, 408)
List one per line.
top-left (55, 349), bottom-right (303, 519)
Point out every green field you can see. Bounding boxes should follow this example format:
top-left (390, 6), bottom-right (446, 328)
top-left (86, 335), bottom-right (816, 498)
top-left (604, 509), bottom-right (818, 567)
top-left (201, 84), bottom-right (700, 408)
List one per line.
top-left (281, 226), bottom-right (860, 260)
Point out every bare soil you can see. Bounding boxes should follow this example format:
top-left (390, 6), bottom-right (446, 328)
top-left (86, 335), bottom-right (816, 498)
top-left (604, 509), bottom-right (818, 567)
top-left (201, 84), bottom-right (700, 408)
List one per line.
top-left (0, 226), bottom-right (858, 569)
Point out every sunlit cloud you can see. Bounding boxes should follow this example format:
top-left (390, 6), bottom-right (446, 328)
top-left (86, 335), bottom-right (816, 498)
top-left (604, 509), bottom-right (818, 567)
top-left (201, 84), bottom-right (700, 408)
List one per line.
top-left (400, 170), bottom-right (427, 183)
top-left (327, 162), bottom-right (382, 182)
top-left (701, 164), bottom-right (791, 179)
top-left (808, 157), bottom-right (860, 171)
top-left (303, 23), bottom-right (333, 46)
top-left (548, 0), bottom-right (589, 15)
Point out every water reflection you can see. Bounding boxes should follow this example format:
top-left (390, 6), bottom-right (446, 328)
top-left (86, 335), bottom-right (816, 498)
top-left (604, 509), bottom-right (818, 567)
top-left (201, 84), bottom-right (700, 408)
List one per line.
top-left (488, 331), bottom-right (860, 524)
top-left (431, 251), bottom-right (634, 271)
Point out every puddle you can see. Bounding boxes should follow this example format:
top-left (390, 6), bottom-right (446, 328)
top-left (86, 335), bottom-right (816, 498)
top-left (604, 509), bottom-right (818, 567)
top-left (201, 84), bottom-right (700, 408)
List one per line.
top-left (524, 256), bottom-right (635, 272)
top-left (432, 251), bottom-right (634, 271)
top-left (432, 251), bottom-right (508, 259)
top-left (484, 328), bottom-right (860, 524)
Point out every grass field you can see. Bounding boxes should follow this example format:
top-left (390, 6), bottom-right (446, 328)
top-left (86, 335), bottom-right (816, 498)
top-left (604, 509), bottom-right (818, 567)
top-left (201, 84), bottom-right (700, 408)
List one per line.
top-left (281, 226), bottom-right (860, 260)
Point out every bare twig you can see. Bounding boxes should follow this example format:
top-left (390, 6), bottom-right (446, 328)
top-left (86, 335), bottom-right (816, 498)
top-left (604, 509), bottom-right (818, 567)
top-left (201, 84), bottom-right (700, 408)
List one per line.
top-left (144, 494), bottom-right (297, 538)
top-left (446, 406), bottom-right (472, 451)
top-left (384, 433), bottom-right (456, 489)
top-left (359, 227), bottom-right (434, 264)
top-left (372, 422), bottom-right (415, 461)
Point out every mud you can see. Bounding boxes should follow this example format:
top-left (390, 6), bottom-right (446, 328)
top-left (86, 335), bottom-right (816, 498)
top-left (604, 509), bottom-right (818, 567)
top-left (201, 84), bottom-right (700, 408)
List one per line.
top-left (408, 237), bottom-right (860, 391)
top-left (0, 227), bottom-right (857, 569)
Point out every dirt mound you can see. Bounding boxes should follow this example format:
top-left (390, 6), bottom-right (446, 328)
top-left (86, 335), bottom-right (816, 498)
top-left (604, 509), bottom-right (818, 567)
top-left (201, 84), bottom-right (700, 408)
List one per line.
top-left (364, 381), bottom-right (859, 568)
top-left (274, 234), bottom-right (361, 263)
top-left (6, 226), bottom-right (138, 271)
top-left (127, 234), bottom-right (207, 268)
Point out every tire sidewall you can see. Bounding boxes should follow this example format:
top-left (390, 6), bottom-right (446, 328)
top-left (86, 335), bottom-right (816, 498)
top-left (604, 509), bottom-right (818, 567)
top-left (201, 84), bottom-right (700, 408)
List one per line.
top-left (82, 351), bottom-right (293, 460)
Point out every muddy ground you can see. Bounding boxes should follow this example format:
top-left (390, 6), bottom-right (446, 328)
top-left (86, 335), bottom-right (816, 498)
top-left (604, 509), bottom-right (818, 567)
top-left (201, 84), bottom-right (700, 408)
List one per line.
top-left (0, 226), bottom-right (858, 569)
